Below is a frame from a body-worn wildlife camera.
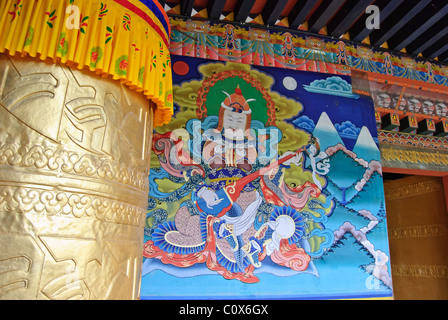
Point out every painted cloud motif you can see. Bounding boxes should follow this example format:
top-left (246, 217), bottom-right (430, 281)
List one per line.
top-left (335, 121), bottom-right (361, 138)
top-left (292, 115), bottom-right (316, 133)
top-left (304, 76), bottom-right (359, 99)
top-left (293, 118), bottom-right (362, 139)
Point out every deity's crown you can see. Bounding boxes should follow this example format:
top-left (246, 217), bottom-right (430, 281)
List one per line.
top-left (221, 85), bottom-right (255, 114)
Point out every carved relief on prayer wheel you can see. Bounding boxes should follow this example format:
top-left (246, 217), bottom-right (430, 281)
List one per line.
top-left (0, 53), bottom-right (154, 300)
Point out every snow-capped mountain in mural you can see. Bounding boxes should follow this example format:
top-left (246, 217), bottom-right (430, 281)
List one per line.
top-left (352, 126), bottom-right (382, 163)
top-left (312, 112), bottom-right (345, 152)
top-left (307, 112), bottom-right (391, 290)
top-left (309, 111), bottom-right (385, 221)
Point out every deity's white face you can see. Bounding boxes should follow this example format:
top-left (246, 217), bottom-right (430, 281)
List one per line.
top-left (423, 100), bottom-right (435, 114)
top-left (436, 103), bottom-right (447, 116)
top-left (408, 98), bottom-right (421, 112)
top-left (397, 97), bottom-right (407, 110)
top-left (222, 110), bottom-right (247, 140)
top-left (377, 94), bottom-right (391, 108)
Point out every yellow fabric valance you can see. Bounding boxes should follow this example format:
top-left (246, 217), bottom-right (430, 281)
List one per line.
top-left (0, 0), bottom-right (173, 127)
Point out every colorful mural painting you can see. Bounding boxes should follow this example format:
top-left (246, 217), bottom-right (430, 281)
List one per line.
top-left (141, 55), bottom-right (393, 299)
top-left (168, 19), bottom-right (448, 87)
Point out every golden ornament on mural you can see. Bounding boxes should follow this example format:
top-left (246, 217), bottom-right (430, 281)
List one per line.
top-left (0, 53), bottom-right (154, 300)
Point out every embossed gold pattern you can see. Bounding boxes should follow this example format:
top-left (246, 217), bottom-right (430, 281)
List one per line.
top-left (391, 265), bottom-right (448, 279)
top-left (0, 53), bottom-right (154, 300)
top-left (389, 224), bottom-right (448, 239)
top-left (380, 146), bottom-right (448, 172)
top-left (384, 175), bottom-right (448, 299)
top-left (0, 186), bottom-right (146, 226)
top-left (384, 178), bottom-right (443, 201)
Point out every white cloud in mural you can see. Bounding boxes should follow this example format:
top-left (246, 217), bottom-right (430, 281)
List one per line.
top-left (303, 76), bottom-right (359, 99)
top-left (283, 76), bottom-right (298, 90)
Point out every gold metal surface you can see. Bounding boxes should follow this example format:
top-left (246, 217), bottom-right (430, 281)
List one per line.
top-left (384, 175), bottom-right (448, 300)
top-left (0, 53), bottom-right (154, 300)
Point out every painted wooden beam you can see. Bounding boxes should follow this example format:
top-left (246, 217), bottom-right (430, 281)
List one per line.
top-left (411, 25), bottom-right (448, 56)
top-left (329, 0), bottom-right (376, 38)
top-left (351, 0), bottom-right (404, 42)
top-left (427, 41), bottom-right (448, 60)
top-left (207, 0), bottom-right (226, 20)
top-left (180, 0), bottom-right (195, 16)
top-left (309, 0), bottom-right (347, 34)
top-left (262, 0), bottom-right (289, 26)
top-left (372, 0), bottom-right (431, 47)
top-left (288, 0), bottom-right (321, 29)
top-left (234, 0), bottom-right (256, 23)
top-left (392, 4), bottom-right (448, 52)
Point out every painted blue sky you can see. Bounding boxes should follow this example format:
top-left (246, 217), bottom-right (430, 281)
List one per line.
top-left (171, 55), bottom-right (379, 150)
top-left (144, 55), bottom-right (391, 300)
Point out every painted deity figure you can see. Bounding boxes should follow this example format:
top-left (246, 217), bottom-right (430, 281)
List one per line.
top-left (199, 86), bottom-right (264, 268)
top-left (202, 85), bottom-right (257, 171)
top-left (144, 81), bottom-right (333, 283)
top-left (393, 95), bottom-right (407, 111)
top-left (196, 85), bottom-right (317, 270)
top-left (422, 100), bottom-right (435, 115)
top-left (436, 102), bottom-right (448, 117)
top-left (375, 92), bottom-right (392, 109)
top-left (408, 97), bottom-right (422, 113)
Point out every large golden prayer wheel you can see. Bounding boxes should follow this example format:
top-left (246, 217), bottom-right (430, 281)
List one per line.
top-left (0, 0), bottom-right (172, 300)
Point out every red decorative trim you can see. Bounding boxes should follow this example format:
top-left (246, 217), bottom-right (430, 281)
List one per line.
top-left (151, 0), bottom-right (171, 36)
top-left (113, 0), bottom-right (170, 47)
